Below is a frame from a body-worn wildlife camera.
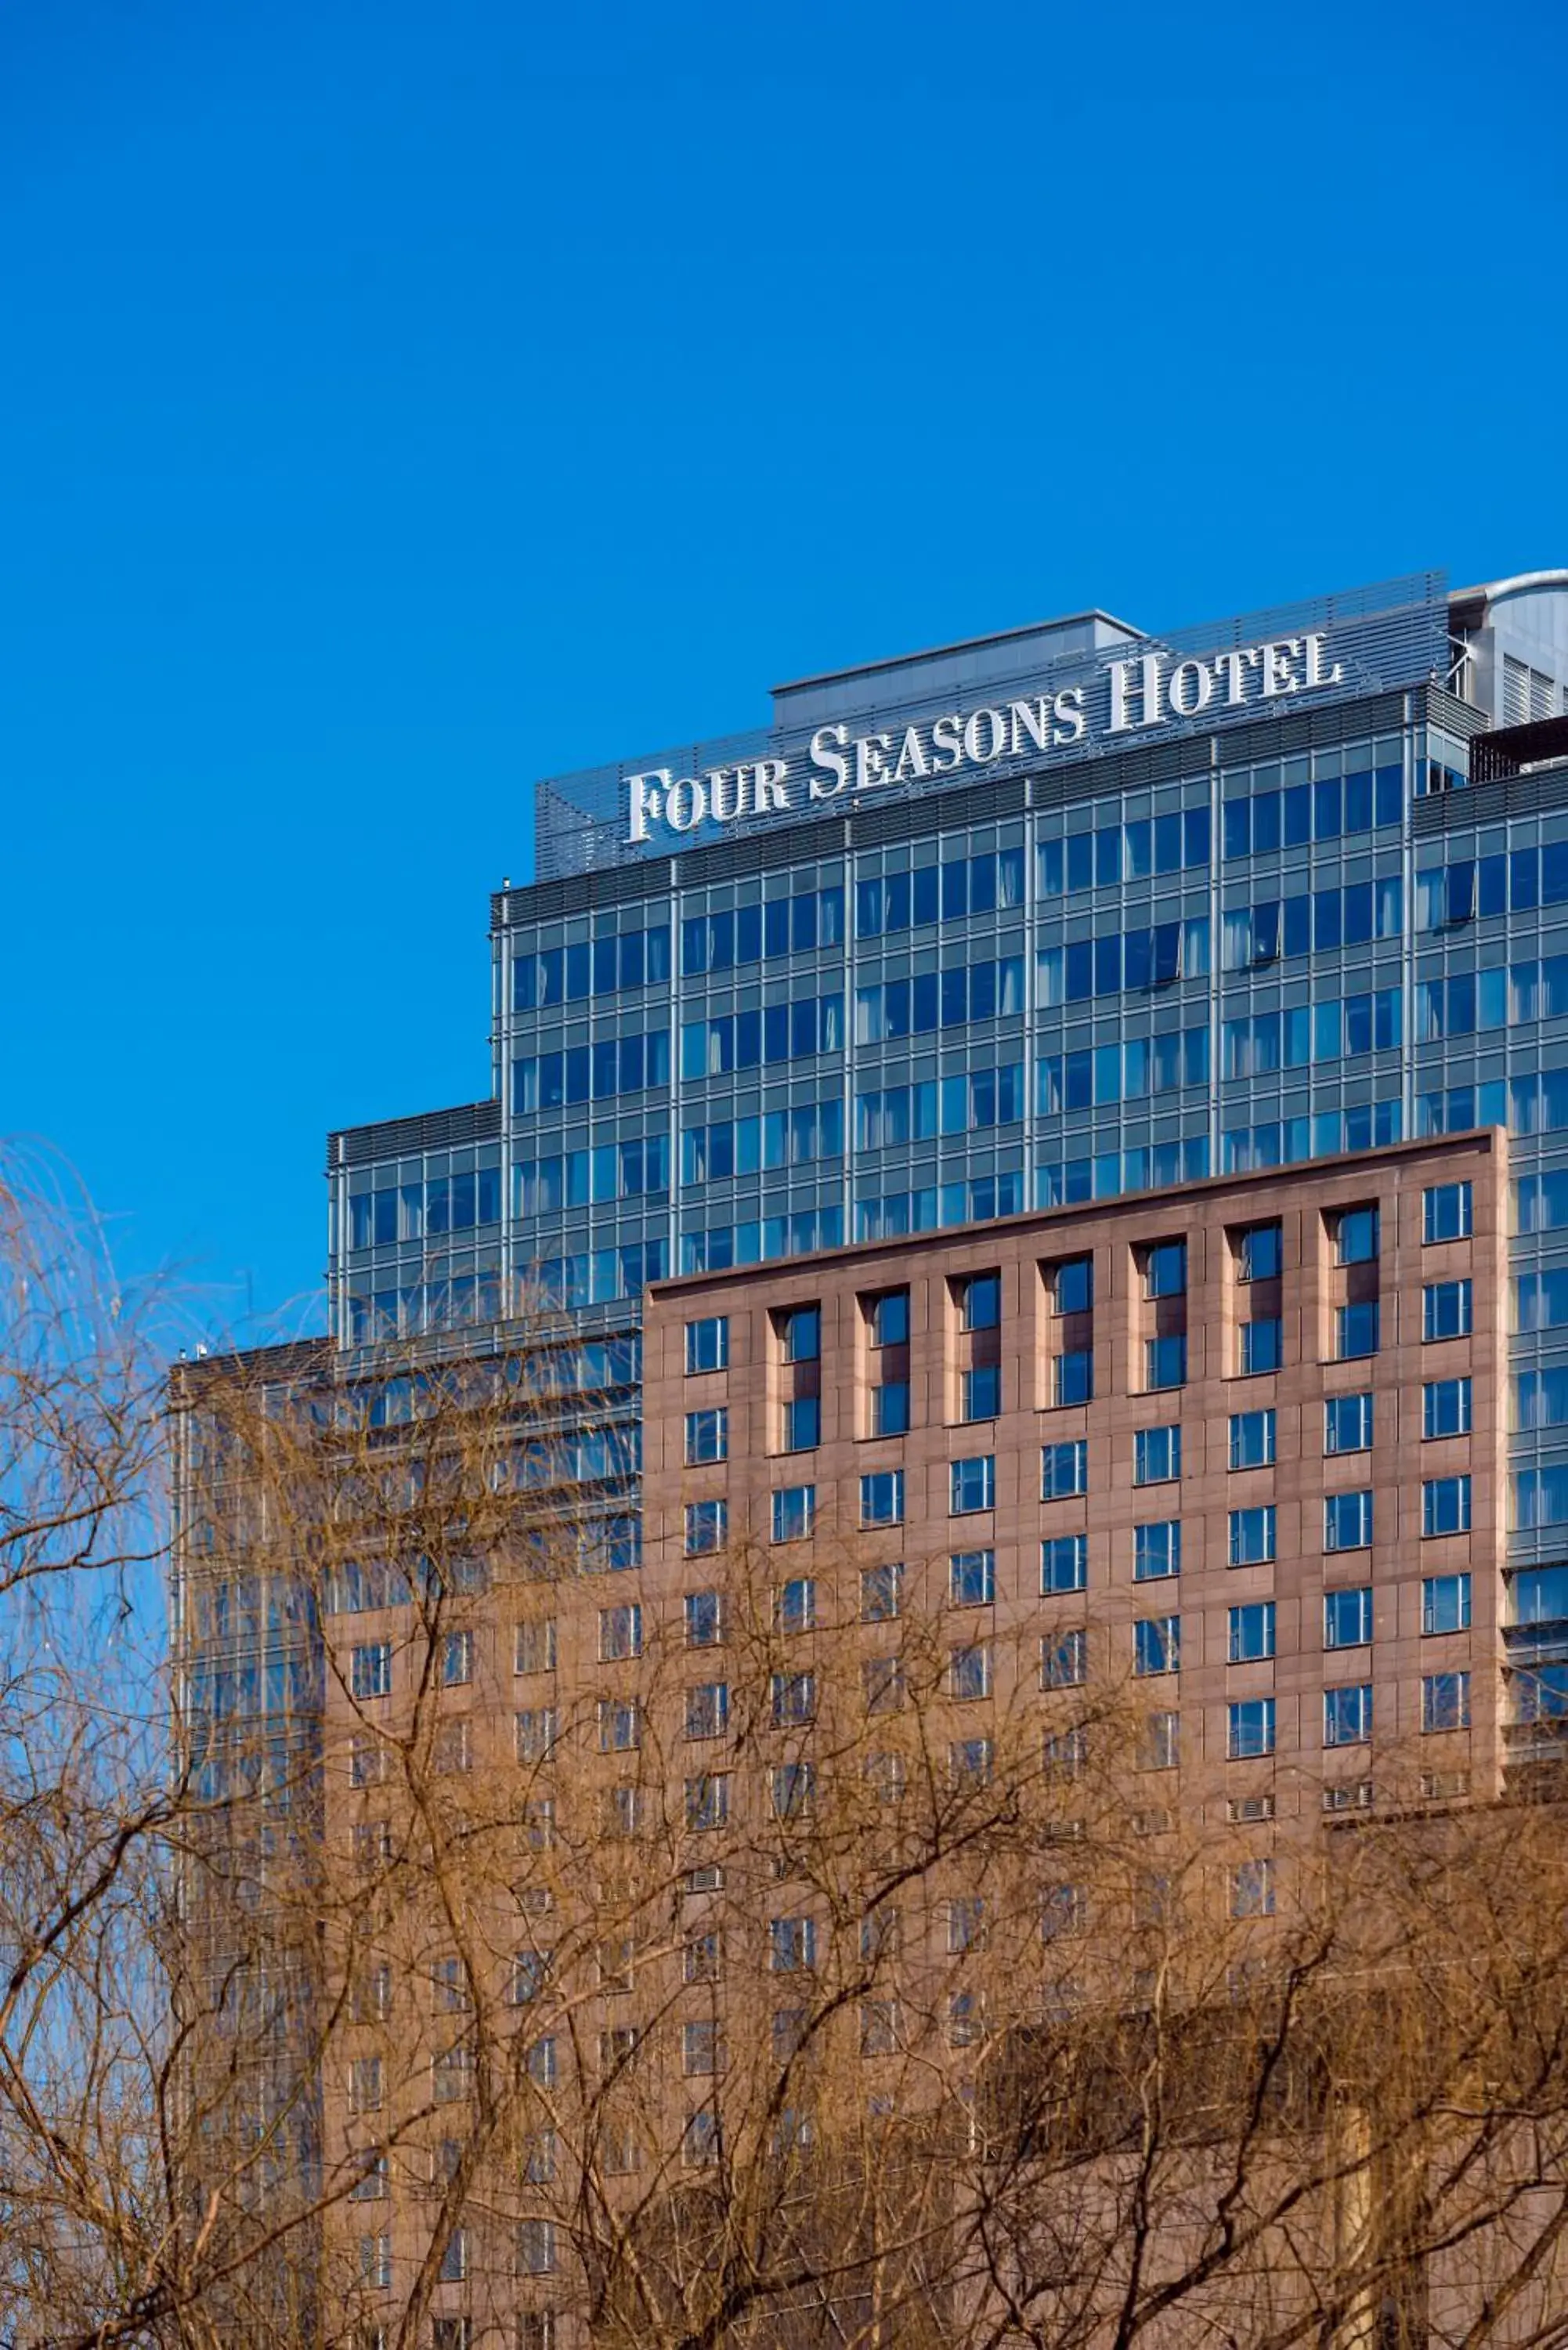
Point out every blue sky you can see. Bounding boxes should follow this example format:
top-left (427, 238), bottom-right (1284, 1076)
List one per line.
top-left (2, 0), bottom-right (1565, 1346)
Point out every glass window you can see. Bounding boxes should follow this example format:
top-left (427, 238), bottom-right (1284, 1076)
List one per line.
top-left (1229, 1410), bottom-right (1275, 1470)
top-left (948, 1643), bottom-right (991, 1701)
top-left (775, 1576), bottom-right (816, 1632)
top-left (1228, 1600), bottom-right (1276, 1662)
top-left (1324, 1586), bottom-right (1372, 1649)
top-left (440, 1629), bottom-right (473, 1687)
top-left (1424, 1182), bottom-right (1472, 1244)
top-left (684, 1499), bottom-right (727, 1557)
top-left (1324, 1684), bottom-right (1373, 1747)
top-left (1134, 1615), bottom-right (1180, 1676)
top-left (685, 1682), bottom-right (728, 1740)
top-left (1142, 1240), bottom-right (1187, 1299)
top-left (1422, 1670), bottom-right (1471, 1732)
top-left (1134, 1426), bottom-right (1182, 1484)
top-left (1041, 1534), bottom-right (1087, 1593)
top-left (782, 1306), bottom-right (821, 1363)
top-left (685, 1317), bottom-right (728, 1374)
top-left (1054, 1349), bottom-right (1093, 1406)
top-left (1230, 1858), bottom-right (1276, 1918)
top-left (771, 1487), bottom-right (816, 1544)
top-left (1336, 1301), bottom-right (1380, 1360)
top-left (1237, 1222), bottom-right (1283, 1281)
top-left (1424, 1280), bottom-right (1472, 1342)
top-left (782, 1395), bottom-right (820, 1453)
top-left (685, 1589), bottom-right (724, 1647)
top-left (961, 1364), bottom-right (1001, 1422)
top-left (1042, 1629), bottom-right (1088, 1689)
top-left (1228, 1505), bottom-right (1276, 1566)
top-left (950, 1455), bottom-right (996, 1515)
top-left (872, 1379), bottom-right (909, 1436)
top-left (598, 1603), bottom-right (642, 1662)
top-left (1052, 1256), bottom-right (1093, 1314)
top-left (1325, 1392), bottom-right (1373, 1454)
top-left (869, 1289), bottom-right (909, 1347)
top-left (1228, 1697), bottom-right (1275, 1759)
top-left (1239, 1318), bottom-right (1283, 1376)
top-left (861, 1562), bottom-right (902, 1622)
top-left (1423, 1376), bottom-right (1472, 1440)
top-left (860, 1470), bottom-right (905, 1528)
top-left (1041, 1440), bottom-right (1088, 1500)
top-left (1133, 1520), bottom-right (1181, 1581)
top-left (1422, 1475), bottom-right (1471, 1537)
top-left (685, 1407), bottom-right (728, 1466)
top-left (1144, 1334), bottom-right (1187, 1392)
top-left (949, 1549), bottom-right (995, 1607)
top-left (1334, 1206), bottom-right (1380, 1264)
top-left (1422, 1572), bottom-right (1471, 1635)
top-left (351, 1642), bottom-right (392, 1701)
top-left (1324, 1491), bottom-right (1373, 1552)
top-left (959, 1272), bottom-right (1002, 1331)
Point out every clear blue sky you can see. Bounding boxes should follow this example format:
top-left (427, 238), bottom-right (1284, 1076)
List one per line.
top-left (2, 0), bottom-right (1565, 1347)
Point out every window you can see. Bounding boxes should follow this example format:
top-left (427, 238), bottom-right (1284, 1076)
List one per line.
top-left (359, 2232), bottom-right (392, 2290)
top-left (1052, 1256), bottom-right (1093, 1314)
top-left (683, 2020), bottom-right (720, 2077)
top-left (782, 1395), bottom-right (820, 1452)
top-left (439, 1629), bottom-right (474, 1687)
top-left (1422, 1475), bottom-right (1472, 1537)
top-left (1334, 1206), bottom-right (1380, 1265)
top-left (766, 1585), bottom-right (818, 1649)
top-left (771, 1669), bottom-right (816, 1727)
top-left (950, 1549), bottom-right (995, 1606)
top-left (350, 2151), bottom-right (388, 2203)
top-left (959, 1272), bottom-right (1001, 1332)
top-left (948, 1643), bottom-right (991, 1701)
top-left (950, 1455), bottom-right (996, 1515)
top-left (1042, 1534), bottom-right (1088, 1593)
top-left (515, 1708), bottom-right (558, 1764)
top-left (1239, 1318), bottom-right (1283, 1375)
top-left (1135, 1615), bottom-right (1180, 1676)
top-left (685, 1772), bottom-right (730, 1831)
top-left (1422, 1671), bottom-right (1471, 1732)
top-left (1336, 1301), bottom-right (1380, 1359)
top-left (1228, 1698), bottom-right (1275, 1759)
top-left (685, 1407), bottom-right (728, 1465)
top-left (685, 1932), bottom-right (720, 1983)
top-left (861, 1999), bottom-right (900, 2056)
top-left (770, 1916), bottom-right (816, 1972)
top-left (1054, 1349), bottom-right (1094, 1406)
top-left (1042, 1629), bottom-right (1088, 1688)
top-left (1229, 1601), bottom-right (1276, 1662)
top-left (781, 1306), bottom-right (821, 1363)
top-left (1424, 1181), bottom-right (1472, 1243)
top-left (1134, 1426), bottom-right (1182, 1484)
top-left (685, 1681), bottom-right (728, 1740)
top-left (685, 1588), bottom-right (724, 1647)
top-left (961, 1364), bottom-right (1001, 1422)
top-left (516, 2219), bottom-right (556, 2276)
top-left (1230, 1858), bottom-right (1276, 1918)
top-left (1423, 1376), bottom-right (1472, 1438)
top-left (598, 1603), bottom-right (642, 1662)
top-left (432, 2041), bottom-right (473, 2103)
top-left (872, 1380), bottom-right (910, 1436)
top-left (518, 2316), bottom-right (557, 2350)
top-left (508, 1948), bottom-right (553, 2006)
top-left (1144, 1334), bottom-right (1187, 1391)
top-left (1142, 1239), bottom-right (1187, 1299)
top-left (869, 1289), bottom-right (909, 1346)
top-left (685, 1316), bottom-right (729, 1374)
top-left (1041, 1440), bottom-right (1088, 1500)
top-left (1229, 1410), bottom-right (1275, 1470)
top-left (860, 1470), bottom-right (905, 1528)
top-left (1324, 1392), bottom-right (1373, 1454)
top-left (861, 1562), bottom-right (901, 1622)
top-left (1237, 1222), bottom-right (1282, 1281)
top-left (771, 1486), bottom-right (816, 1543)
top-left (1422, 1573), bottom-right (1471, 1635)
top-left (1324, 1585), bottom-right (1372, 1650)
top-left (1229, 1506), bottom-right (1276, 1567)
top-left (684, 1499), bottom-right (728, 1556)
top-left (349, 2054), bottom-right (383, 2113)
top-left (1142, 1710), bottom-right (1180, 1770)
top-left (1424, 1280), bottom-right (1472, 1341)
top-left (1324, 1684), bottom-right (1373, 1747)
top-left (350, 1643), bottom-right (392, 1701)
top-left (1133, 1520), bottom-right (1181, 1581)
top-left (594, 1697), bottom-right (639, 1754)
top-left (682, 2108), bottom-right (721, 2167)
top-left (515, 1618), bottom-right (556, 1676)
top-left (1324, 1491), bottom-right (1374, 1552)
top-left (862, 1654), bottom-right (905, 1713)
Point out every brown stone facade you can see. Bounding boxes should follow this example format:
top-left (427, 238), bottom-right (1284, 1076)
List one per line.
top-left (641, 1129), bottom-right (1509, 1824)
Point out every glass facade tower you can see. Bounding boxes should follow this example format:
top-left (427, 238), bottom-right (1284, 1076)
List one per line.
top-left (322, 566), bottom-right (1568, 1755)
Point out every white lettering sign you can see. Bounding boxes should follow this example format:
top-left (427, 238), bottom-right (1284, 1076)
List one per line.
top-left (626, 632), bottom-right (1343, 846)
